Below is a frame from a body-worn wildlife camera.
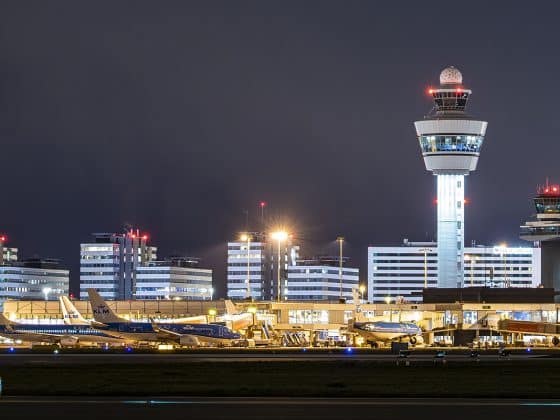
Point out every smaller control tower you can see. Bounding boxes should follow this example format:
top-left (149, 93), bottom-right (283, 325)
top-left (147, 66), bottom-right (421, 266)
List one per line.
top-left (521, 182), bottom-right (560, 300)
top-left (414, 67), bottom-right (488, 288)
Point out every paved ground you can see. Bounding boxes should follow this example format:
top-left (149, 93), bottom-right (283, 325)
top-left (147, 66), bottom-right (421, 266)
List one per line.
top-left (0, 351), bottom-right (550, 365)
top-left (0, 397), bottom-right (558, 419)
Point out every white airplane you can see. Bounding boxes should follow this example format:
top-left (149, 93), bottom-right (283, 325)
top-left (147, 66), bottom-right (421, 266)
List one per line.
top-left (157, 300), bottom-right (253, 331)
top-left (348, 319), bottom-right (423, 347)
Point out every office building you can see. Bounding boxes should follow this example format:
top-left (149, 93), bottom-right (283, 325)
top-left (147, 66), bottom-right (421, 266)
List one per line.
top-left (79, 230), bottom-right (157, 300)
top-left (135, 257), bottom-right (213, 300)
top-left (521, 183), bottom-right (560, 301)
top-left (286, 256), bottom-right (360, 301)
top-left (227, 231), bottom-right (299, 301)
top-left (368, 240), bottom-right (540, 303)
top-left (414, 66), bottom-right (488, 288)
top-left (0, 258), bottom-right (69, 307)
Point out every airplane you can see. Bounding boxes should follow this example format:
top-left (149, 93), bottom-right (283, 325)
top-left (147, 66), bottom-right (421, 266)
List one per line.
top-left (87, 289), bottom-right (242, 347)
top-left (154, 300), bottom-right (253, 331)
top-left (348, 319), bottom-right (423, 348)
top-left (0, 311), bottom-right (126, 347)
top-left (60, 296), bottom-right (89, 325)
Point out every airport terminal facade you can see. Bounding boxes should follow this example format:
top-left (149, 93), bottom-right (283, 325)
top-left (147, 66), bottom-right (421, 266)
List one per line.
top-left (4, 297), bottom-right (559, 347)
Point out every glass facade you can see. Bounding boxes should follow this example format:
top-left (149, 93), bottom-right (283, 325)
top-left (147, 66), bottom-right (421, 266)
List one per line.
top-left (419, 135), bottom-right (484, 153)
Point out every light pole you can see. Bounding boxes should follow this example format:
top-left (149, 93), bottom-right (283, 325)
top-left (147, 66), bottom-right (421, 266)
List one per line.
top-left (42, 287), bottom-right (52, 301)
top-left (271, 231), bottom-right (288, 302)
top-left (240, 233), bottom-right (252, 299)
top-left (359, 284), bottom-right (366, 304)
top-left (337, 237), bottom-right (345, 300)
top-left (419, 248), bottom-right (432, 289)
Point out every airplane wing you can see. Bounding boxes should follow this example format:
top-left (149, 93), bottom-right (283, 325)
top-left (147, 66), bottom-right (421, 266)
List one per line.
top-left (150, 322), bottom-right (183, 341)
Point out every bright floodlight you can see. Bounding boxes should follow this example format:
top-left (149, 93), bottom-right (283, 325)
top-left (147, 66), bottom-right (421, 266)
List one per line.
top-left (271, 231), bottom-right (288, 241)
top-left (239, 233), bottom-right (249, 241)
top-left (359, 285), bottom-right (366, 294)
top-left (384, 296), bottom-right (391, 305)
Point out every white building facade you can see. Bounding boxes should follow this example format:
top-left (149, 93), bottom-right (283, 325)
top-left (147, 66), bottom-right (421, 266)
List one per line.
top-left (135, 261), bottom-right (213, 300)
top-left (80, 231), bottom-right (157, 300)
top-left (368, 241), bottom-right (541, 303)
top-left (286, 260), bottom-right (359, 301)
top-left (0, 259), bottom-right (69, 307)
top-left (227, 232), bottom-right (299, 301)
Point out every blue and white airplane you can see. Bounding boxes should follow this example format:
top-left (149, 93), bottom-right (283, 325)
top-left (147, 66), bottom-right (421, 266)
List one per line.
top-left (87, 289), bottom-right (242, 347)
top-left (0, 310), bottom-right (126, 347)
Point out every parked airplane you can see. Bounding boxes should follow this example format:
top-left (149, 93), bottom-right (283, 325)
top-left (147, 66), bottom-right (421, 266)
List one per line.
top-left (87, 289), bottom-right (242, 346)
top-left (348, 320), bottom-right (423, 347)
top-left (0, 312), bottom-right (126, 347)
top-left (60, 296), bottom-right (89, 325)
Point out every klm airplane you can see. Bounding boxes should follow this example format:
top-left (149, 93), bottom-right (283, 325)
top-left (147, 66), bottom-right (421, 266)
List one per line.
top-left (87, 289), bottom-right (241, 347)
top-left (0, 311), bottom-right (125, 347)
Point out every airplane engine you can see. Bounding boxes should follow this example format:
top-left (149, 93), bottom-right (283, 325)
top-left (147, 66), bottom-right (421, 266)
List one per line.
top-left (179, 335), bottom-right (200, 347)
top-left (409, 335), bottom-right (424, 345)
top-left (59, 336), bottom-right (79, 347)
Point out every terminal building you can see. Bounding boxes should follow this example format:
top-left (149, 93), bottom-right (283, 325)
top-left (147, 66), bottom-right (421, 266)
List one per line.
top-left (286, 256), bottom-right (360, 302)
top-left (227, 231), bottom-right (299, 301)
top-left (80, 230), bottom-right (212, 301)
top-left (368, 240), bottom-right (540, 303)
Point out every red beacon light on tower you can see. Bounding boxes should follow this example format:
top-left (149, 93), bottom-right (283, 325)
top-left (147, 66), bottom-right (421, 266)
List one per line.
top-left (539, 183), bottom-right (560, 196)
top-left (0, 235), bottom-right (6, 242)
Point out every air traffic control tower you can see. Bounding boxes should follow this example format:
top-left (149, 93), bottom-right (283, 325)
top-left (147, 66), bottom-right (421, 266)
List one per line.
top-left (414, 67), bottom-right (488, 288)
top-left (521, 183), bottom-right (560, 300)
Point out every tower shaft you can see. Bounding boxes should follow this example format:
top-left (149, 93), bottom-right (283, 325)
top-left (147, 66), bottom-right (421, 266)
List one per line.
top-left (437, 174), bottom-right (464, 288)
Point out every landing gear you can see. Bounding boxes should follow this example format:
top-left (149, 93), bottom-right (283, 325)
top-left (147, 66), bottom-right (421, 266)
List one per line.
top-left (368, 341), bottom-right (379, 349)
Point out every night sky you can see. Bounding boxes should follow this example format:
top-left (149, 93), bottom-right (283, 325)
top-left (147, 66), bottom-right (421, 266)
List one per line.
top-left (1, 2), bottom-right (558, 298)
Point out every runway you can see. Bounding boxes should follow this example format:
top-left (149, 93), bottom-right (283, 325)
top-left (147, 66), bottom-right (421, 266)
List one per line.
top-left (0, 397), bottom-right (558, 420)
top-left (0, 351), bottom-right (551, 365)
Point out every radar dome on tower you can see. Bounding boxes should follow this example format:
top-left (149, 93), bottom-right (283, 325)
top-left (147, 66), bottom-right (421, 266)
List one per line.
top-left (439, 66), bottom-right (463, 85)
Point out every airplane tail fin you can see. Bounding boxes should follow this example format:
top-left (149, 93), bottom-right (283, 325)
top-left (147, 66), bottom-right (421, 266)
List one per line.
top-left (224, 300), bottom-right (238, 315)
top-left (87, 288), bottom-right (126, 323)
top-left (60, 296), bottom-right (89, 325)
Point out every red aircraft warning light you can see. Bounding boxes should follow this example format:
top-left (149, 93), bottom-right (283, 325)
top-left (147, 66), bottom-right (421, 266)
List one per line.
top-left (539, 183), bottom-right (560, 196)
